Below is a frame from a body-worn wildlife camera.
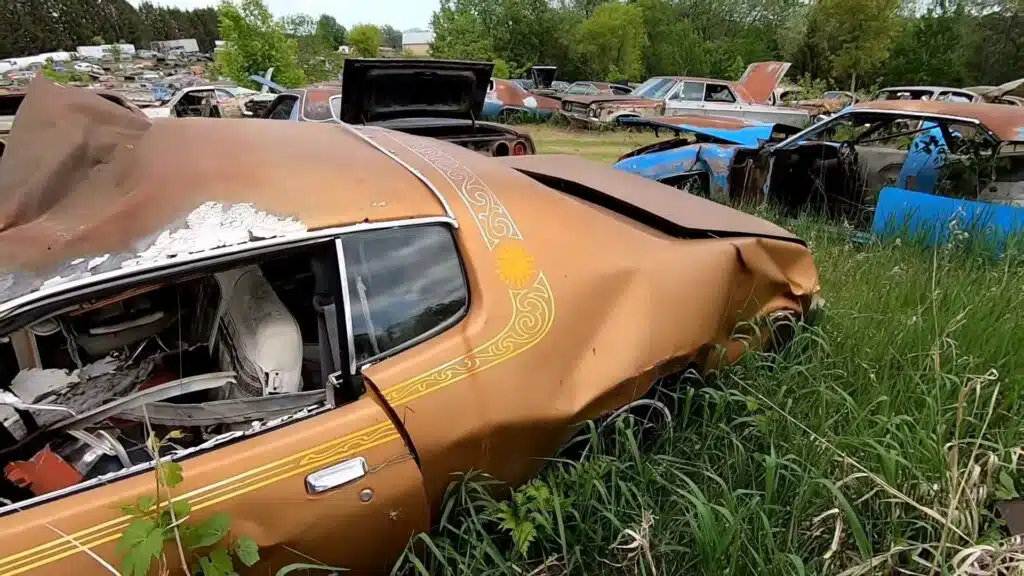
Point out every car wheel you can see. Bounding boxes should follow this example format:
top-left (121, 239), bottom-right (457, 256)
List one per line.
top-left (556, 398), bottom-right (673, 461)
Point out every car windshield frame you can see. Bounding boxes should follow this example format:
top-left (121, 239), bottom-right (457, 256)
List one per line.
top-left (630, 78), bottom-right (679, 100)
top-left (773, 109), bottom-right (999, 151)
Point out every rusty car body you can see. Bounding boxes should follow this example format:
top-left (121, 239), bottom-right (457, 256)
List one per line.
top-left (142, 85), bottom-right (258, 119)
top-left (559, 62), bottom-right (810, 128)
top-left (615, 101), bottom-right (1024, 240)
top-left (0, 78), bottom-right (819, 574)
top-left (0, 89), bottom-right (143, 157)
top-left (261, 59), bottom-right (539, 157)
top-left (482, 77), bottom-right (561, 120)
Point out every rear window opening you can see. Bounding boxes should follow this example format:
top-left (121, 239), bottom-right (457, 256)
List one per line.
top-left (0, 243), bottom-right (342, 512)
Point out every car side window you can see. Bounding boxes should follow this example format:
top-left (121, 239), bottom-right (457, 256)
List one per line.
top-left (672, 81), bottom-right (704, 102)
top-left (341, 225), bottom-right (468, 366)
top-left (705, 84), bottom-right (736, 103)
top-left (267, 96), bottom-right (298, 120)
top-left (939, 92), bottom-right (973, 104)
top-left (329, 96), bottom-right (342, 121)
top-left (215, 89), bottom-right (234, 100)
top-left (568, 83), bottom-right (588, 95)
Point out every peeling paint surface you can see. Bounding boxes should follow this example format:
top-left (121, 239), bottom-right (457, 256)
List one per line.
top-left (0, 202), bottom-right (308, 307)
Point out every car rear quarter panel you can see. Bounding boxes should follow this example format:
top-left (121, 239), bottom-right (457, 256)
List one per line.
top-left (357, 128), bottom-right (819, 511)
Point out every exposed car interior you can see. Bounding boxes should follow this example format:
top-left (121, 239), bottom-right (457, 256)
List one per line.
top-left (172, 89), bottom-right (220, 117)
top-left (762, 114), bottom-right (999, 225)
top-left (0, 243), bottom-right (346, 510)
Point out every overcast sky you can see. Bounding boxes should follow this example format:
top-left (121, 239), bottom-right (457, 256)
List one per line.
top-left (128, 0), bottom-right (441, 31)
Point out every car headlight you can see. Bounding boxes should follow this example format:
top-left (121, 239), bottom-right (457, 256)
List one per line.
top-left (588, 105), bottom-right (598, 118)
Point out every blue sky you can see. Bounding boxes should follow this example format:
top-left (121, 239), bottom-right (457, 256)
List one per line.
top-left (129, 0), bottom-right (440, 31)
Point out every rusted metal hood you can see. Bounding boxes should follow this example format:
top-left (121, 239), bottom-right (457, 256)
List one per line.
top-left (738, 61), bottom-right (791, 105)
top-left (340, 58), bottom-right (493, 124)
top-left (498, 153), bottom-right (801, 244)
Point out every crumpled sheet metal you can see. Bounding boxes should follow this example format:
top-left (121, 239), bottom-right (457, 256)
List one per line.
top-left (360, 143), bottom-right (819, 509)
top-left (0, 77), bottom-right (445, 284)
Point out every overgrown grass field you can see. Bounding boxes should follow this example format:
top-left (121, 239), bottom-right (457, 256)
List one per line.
top-left (394, 127), bottom-right (1024, 576)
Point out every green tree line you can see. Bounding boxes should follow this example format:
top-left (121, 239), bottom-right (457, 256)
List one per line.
top-left (431, 0), bottom-right (1022, 89)
top-left (214, 0), bottom-right (397, 89)
top-left (0, 0), bottom-right (220, 58)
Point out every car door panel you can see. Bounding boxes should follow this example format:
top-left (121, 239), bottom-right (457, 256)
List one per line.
top-left (0, 394), bottom-right (428, 575)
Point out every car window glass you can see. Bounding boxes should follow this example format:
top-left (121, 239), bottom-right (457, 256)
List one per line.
top-left (631, 78), bottom-right (677, 99)
top-left (267, 96), bottom-right (297, 120)
top-left (939, 92), bottom-right (973, 103)
top-left (342, 225), bottom-right (468, 365)
top-left (568, 83), bottom-right (589, 95)
top-left (329, 96), bottom-right (342, 120)
top-left (672, 82), bottom-right (704, 102)
top-left (705, 84), bottom-right (736, 103)
top-left (215, 89), bottom-right (234, 100)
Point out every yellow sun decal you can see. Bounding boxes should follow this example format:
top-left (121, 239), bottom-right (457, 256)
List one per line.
top-left (495, 241), bottom-right (536, 289)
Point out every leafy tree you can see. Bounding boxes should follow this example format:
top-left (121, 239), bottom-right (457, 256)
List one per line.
top-left (637, 0), bottom-right (708, 76)
top-left (493, 58), bottom-right (511, 78)
top-left (574, 2), bottom-right (645, 81)
top-left (315, 14), bottom-right (346, 49)
top-left (91, 35), bottom-right (105, 45)
top-left (347, 24), bottom-right (381, 57)
top-left (280, 13), bottom-right (343, 82)
top-left (809, 0), bottom-right (900, 92)
top-left (380, 24), bottom-right (403, 50)
top-left (279, 13), bottom-right (315, 36)
top-left (216, 0), bottom-right (304, 88)
top-left (430, 0), bottom-right (494, 61)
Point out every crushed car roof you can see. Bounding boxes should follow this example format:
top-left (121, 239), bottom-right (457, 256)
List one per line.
top-left (0, 78), bottom-right (447, 280)
top-left (850, 99), bottom-right (1024, 141)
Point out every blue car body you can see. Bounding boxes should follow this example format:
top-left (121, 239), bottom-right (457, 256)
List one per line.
top-left (612, 116), bottom-right (800, 202)
top-left (614, 105), bottom-right (1023, 247)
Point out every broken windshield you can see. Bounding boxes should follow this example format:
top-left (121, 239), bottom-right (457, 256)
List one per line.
top-left (631, 78), bottom-right (678, 100)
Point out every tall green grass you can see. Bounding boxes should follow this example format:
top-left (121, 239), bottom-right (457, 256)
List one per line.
top-left (393, 217), bottom-right (1024, 576)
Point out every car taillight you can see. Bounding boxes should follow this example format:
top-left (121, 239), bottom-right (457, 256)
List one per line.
top-left (512, 140), bottom-right (529, 155)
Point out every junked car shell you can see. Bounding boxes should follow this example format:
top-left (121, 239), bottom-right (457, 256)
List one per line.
top-left (0, 78), bottom-right (820, 574)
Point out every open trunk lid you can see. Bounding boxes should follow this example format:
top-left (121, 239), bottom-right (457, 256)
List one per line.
top-left (531, 66), bottom-right (557, 89)
top-left (340, 59), bottom-right (493, 124)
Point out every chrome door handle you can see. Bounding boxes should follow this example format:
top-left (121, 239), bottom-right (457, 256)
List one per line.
top-left (305, 457), bottom-right (367, 494)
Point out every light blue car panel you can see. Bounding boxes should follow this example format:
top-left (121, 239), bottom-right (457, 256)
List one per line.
top-left (872, 186), bottom-right (1024, 247)
top-left (897, 122), bottom-right (946, 193)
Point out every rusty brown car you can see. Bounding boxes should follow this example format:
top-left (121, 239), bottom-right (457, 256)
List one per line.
top-left (0, 79), bottom-right (820, 575)
top-left (560, 61), bottom-right (810, 128)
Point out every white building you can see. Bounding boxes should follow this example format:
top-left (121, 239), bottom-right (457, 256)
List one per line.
top-left (401, 30), bottom-right (434, 56)
top-left (76, 44), bottom-right (136, 59)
